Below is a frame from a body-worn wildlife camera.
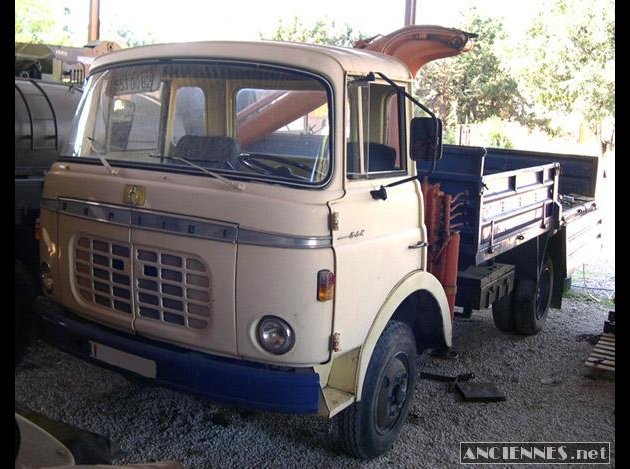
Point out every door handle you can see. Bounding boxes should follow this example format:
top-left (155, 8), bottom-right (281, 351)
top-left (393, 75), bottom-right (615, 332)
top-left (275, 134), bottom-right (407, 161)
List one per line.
top-left (408, 240), bottom-right (428, 249)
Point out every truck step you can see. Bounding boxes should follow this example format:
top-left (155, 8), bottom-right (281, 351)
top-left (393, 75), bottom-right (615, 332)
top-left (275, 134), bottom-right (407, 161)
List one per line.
top-left (584, 333), bottom-right (615, 374)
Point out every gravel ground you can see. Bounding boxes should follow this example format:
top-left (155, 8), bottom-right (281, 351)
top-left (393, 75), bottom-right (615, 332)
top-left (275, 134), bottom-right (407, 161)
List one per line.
top-left (15, 285), bottom-right (615, 468)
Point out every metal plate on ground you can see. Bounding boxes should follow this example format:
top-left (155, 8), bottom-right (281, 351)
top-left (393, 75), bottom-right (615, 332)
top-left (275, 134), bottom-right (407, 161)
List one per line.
top-left (455, 382), bottom-right (506, 402)
top-left (89, 341), bottom-right (157, 378)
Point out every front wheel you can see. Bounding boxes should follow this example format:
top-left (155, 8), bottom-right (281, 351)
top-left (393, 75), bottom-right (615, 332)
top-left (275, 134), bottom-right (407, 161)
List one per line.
top-left (338, 320), bottom-right (417, 459)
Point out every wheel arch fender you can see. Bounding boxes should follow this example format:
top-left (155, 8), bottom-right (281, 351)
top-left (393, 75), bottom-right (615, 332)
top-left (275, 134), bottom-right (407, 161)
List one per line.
top-left (355, 270), bottom-right (450, 400)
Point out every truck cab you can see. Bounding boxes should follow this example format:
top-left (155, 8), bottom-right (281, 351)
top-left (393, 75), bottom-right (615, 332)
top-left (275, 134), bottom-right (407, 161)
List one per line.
top-left (34, 28), bottom-right (488, 459)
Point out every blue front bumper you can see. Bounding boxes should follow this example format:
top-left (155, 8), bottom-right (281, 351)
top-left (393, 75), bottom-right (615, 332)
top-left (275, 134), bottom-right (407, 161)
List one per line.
top-left (34, 297), bottom-right (321, 414)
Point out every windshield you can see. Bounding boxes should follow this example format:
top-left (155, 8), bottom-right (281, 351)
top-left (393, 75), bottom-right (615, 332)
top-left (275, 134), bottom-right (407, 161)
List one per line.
top-left (64, 61), bottom-right (332, 186)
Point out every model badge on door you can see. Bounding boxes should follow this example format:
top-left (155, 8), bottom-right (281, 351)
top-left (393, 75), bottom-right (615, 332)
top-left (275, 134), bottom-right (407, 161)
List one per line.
top-left (123, 185), bottom-right (146, 206)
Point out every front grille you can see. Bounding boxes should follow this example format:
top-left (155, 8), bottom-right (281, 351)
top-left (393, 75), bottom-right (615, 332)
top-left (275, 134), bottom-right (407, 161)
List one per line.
top-left (135, 246), bottom-right (212, 330)
top-left (73, 236), bottom-right (212, 330)
top-left (74, 236), bottom-right (133, 315)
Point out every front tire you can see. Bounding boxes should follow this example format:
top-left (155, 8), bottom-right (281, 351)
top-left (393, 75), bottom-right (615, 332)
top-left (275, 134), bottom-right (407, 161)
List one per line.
top-left (338, 320), bottom-right (417, 459)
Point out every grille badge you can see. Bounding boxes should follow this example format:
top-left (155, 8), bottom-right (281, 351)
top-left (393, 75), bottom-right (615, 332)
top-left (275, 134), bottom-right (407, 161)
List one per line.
top-left (123, 185), bottom-right (146, 207)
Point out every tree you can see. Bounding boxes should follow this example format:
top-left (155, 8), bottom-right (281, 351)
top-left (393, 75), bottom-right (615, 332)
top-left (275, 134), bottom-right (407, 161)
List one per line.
top-left (261, 16), bottom-right (367, 47)
top-left (415, 10), bottom-right (546, 139)
top-left (15, 0), bottom-right (72, 44)
top-left (517, 0), bottom-right (614, 148)
top-left (106, 24), bottom-right (157, 48)
top-left (100, 11), bottom-right (157, 48)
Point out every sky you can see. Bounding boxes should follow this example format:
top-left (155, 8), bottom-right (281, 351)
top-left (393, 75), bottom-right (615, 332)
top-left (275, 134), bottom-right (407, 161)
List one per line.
top-left (54, 0), bottom-right (542, 46)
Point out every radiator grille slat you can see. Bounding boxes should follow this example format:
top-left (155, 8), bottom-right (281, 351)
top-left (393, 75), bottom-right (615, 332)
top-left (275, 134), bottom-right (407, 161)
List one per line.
top-left (74, 236), bottom-right (133, 316)
top-left (73, 236), bottom-right (212, 330)
top-left (135, 246), bottom-right (212, 330)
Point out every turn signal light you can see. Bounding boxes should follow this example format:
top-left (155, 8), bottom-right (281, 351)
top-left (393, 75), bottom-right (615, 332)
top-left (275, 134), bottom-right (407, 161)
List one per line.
top-left (317, 269), bottom-right (335, 301)
top-left (34, 218), bottom-right (41, 240)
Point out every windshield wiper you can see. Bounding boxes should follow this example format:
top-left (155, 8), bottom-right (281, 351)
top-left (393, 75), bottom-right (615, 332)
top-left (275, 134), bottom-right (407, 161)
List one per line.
top-left (86, 137), bottom-right (119, 175)
top-left (149, 154), bottom-right (245, 191)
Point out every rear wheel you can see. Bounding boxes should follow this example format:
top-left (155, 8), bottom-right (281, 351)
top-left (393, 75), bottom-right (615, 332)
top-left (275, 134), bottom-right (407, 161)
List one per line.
top-left (338, 320), bottom-right (417, 459)
top-left (514, 256), bottom-right (554, 335)
top-left (492, 291), bottom-right (515, 333)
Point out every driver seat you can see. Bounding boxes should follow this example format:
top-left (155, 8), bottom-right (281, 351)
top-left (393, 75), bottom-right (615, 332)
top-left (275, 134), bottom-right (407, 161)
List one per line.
top-left (171, 135), bottom-right (240, 167)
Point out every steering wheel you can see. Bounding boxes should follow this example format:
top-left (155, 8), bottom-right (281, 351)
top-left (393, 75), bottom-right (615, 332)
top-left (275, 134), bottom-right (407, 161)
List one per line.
top-left (238, 154), bottom-right (278, 176)
top-left (239, 153), bottom-right (324, 181)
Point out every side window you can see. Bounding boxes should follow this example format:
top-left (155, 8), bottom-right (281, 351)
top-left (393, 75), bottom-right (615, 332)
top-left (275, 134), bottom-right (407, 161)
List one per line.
top-left (346, 80), bottom-right (406, 177)
top-left (172, 86), bottom-right (206, 145)
top-left (102, 87), bottom-right (163, 152)
top-left (123, 87), bottom-right (162, 150)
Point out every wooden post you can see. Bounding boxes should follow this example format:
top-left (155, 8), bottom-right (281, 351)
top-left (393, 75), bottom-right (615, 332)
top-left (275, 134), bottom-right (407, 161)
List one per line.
top-left (404, 0), bottom-right (417, 26)
top-left (88, 0), bottom-right (100, 42)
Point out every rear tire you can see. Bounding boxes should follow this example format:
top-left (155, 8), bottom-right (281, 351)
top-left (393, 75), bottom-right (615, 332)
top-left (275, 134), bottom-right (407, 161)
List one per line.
top-left (338, 320), bottom-right (417, 459)
top-left (492, 292), bottom-right (515, 333)
top-left (514, 256), bottom-right (554, 335)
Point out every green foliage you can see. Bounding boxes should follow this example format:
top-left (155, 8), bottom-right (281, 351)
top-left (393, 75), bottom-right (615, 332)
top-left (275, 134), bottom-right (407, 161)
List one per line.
top-left (443, 125), bottom-right (457, 145)
top-left (262, 16), bottom-right (367, 47)
top-left (488, 131), bottom-right (513, 149)
top-left (15, 0), bottom-right (72, 44)
top-left (416, 11), bottom-right (546, 133)
top-left (109, 25), bottom-right (157, 48)
top-left (518, 0), bottom-right (615, 135)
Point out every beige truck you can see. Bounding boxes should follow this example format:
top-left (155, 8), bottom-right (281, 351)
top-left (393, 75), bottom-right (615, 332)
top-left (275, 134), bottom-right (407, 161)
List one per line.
top-left (34, 25), bottom-right (603, 459)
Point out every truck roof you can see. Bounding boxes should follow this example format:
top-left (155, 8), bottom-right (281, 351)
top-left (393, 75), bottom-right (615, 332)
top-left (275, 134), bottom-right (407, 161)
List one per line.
top-left (89, 40), bottom-right (414, 81)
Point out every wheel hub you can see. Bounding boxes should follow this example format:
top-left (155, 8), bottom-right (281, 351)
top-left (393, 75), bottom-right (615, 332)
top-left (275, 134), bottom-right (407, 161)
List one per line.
top-left (376, 354), bottom-right (409, 432)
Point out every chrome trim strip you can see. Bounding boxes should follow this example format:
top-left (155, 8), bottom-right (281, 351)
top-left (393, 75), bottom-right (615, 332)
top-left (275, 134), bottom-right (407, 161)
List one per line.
top-left (130, 210), bottom-right (237, 243)
top-left (54, 198), bottom-right (330, 248)
top-left (58, 199), bottom-right (131, 226)
top-left (40, 197), bottom-right (59, 211)
top-left (238, 230), bottom-right (331, 249)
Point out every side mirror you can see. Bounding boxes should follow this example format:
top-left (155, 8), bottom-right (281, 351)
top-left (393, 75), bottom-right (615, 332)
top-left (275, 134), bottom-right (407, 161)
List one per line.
top-left (110, 98), bottom-right (135, 150)
top-left (410, 117), bottom-right (443, 162)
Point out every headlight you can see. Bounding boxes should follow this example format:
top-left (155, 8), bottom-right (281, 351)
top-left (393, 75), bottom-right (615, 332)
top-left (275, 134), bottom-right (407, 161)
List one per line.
top-left (256, 316), bottom-right (295, 355)
top-left (40, 262), bottom-right (54, 294)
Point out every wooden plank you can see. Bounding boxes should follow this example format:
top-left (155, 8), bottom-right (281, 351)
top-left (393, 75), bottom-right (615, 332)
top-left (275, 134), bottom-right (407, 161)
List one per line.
top-left (594, 343), bottom-right (615, 352)
top-left (585, 362), bottom-right (615, 372)
top-left (590, 352), bottom-right (615, 361)
top-left (584, 333), bottom-right (615, 374)
top-left (586, 358), bottom-right (615, 366)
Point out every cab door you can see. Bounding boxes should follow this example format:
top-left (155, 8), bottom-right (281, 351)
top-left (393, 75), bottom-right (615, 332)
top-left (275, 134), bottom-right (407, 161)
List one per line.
top-left (329, 79), bottom-right (426, 352)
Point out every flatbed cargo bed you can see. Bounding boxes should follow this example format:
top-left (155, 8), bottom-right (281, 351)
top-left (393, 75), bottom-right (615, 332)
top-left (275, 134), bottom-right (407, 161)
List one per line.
top-left (427, 144), bottom-right (604, 311)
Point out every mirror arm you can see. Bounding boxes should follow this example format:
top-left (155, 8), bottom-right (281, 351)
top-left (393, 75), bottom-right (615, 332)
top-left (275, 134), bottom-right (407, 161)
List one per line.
top-left (367, 72), bottom-right (441, 201)
top-left (374, 72), bottom-right (441, 164)
top-left (370, 173), bottom-right (422, 201)
top-left (372, 72), bottom-right (436, 119)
